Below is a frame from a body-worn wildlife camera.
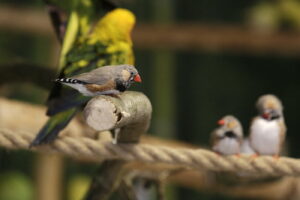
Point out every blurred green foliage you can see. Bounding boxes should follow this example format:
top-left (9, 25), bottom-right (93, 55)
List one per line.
top-left (0, 172), bottom-right (33, 200)
top-left (67, 174), bottom-right (90, 200)
top-left (247, 0), bottom-right (300, 32)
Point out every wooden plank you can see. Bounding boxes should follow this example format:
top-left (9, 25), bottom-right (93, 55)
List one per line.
top-left (1, 6), bottom-right (300, 55)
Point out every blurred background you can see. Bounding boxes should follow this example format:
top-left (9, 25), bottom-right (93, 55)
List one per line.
top-left (1, 0), bottom-right (300, 199)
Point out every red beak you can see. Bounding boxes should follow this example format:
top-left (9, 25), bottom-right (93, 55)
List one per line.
top-left (134, 74), bottom-right (142, 82)
top-left (217, 119), bottom-right (225, 125)
top-left (262, 113), bottom-right (269, 119)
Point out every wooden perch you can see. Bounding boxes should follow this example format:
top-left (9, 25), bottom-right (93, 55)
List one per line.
top-left (0, 97), bottom-right (194, 149)
top-left (83, 91), bottom-right (152, 199)
top-left (84, 91), bottom-right (152, 143)
top-left (84, 160), bottom-right (127, 200)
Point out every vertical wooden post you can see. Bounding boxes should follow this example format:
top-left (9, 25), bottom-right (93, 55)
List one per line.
top-left (151, 0), bottom-right (176, 139)
top-left (150, 1), bottom-right (178, 199)
top-left (34, 153), bottom-right (64, 200)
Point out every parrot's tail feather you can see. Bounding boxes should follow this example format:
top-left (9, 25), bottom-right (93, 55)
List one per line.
top-left (55, 78), bottom-right (88, 84)
top-left (30, 108), bottom-right (78, 147)
top-left (46, 92), bottom-right (91, 116)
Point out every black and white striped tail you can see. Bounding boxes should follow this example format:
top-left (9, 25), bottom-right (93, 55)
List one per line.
top-left (55, 78), bottom-right (87, 84)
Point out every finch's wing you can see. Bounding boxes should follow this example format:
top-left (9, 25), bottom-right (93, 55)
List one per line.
top-left (71, 66), bottom-right (114, 85)
top-left (278, 119), bottom-right (287, 154)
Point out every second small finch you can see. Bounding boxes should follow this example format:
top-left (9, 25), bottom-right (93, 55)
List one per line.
top-left (249, 94), bottom-right (286, 157)
top-left (211, 115), bottom-right (244, 155)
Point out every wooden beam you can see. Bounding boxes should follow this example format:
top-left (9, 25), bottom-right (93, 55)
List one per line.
top-left (1, 6), bottom-right (300, 55)
top-left (0, 6), bottom-right (53, 36)
top-left (133, 24), bottom-right (300, 55)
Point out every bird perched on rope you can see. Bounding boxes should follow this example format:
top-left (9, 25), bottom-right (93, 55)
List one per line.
top-left (249, 94), bottom-right (286, 158)
top-left (30, 8), bottom-right (136, 146)
top-left (211, 115), bottom-right (244, 155)
top-left (55, 64), bottom-right (141, 96)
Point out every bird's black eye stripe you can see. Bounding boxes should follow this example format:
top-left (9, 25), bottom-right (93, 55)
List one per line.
top-left (224, 131), bottom-right (237, 138)
top-left (269, 114), bottom-right (280, 120)
top-left (116, 79), bottom-right (127, 92)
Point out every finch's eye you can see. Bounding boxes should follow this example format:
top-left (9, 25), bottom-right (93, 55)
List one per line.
top-left (129, 72), bottom-right (135, 80)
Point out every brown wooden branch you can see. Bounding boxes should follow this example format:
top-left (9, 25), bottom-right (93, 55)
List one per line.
top-left (117, 179), bottom-right (139, 200)
top-left (0, 97), bottom-right (195, 149)
top-left (84, 92), bottom-right (152, 143)
top-left (83, 91), bottom-right (152, 199)
top-left (84, 160), bottom-right (127, 200)
top-left (133, 24), bottom-right (300, 55)
top-left (34, 153), bottom-right (64, 200)
top-left (2, 5), bottom-right (300, 55)
top-left (0, 6), bottom-right (53, 36)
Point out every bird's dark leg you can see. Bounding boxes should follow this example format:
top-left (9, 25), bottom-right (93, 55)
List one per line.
top-left (250, 153), bottom-right (259, 162)
top-left (273, 154), bottom-right (280, 161)
top-left (235, 153), bottom-right (241, 158)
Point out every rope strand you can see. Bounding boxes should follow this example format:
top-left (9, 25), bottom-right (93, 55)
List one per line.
top-left (1, 128), bottom-right (300, 177)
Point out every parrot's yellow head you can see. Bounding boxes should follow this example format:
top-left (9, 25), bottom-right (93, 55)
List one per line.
top-left (103, 8), bottom-right (135, 34)
top-left (90, 8), bottom-right (136, 44)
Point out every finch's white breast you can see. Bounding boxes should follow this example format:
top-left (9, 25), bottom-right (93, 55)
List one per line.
top-left (250, 118), bottom-right (280, 155)
top-left (213, 138), bottom-right (240, 155)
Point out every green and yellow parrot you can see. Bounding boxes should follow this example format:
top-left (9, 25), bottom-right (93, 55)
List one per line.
top-left (31, 8), bottom-right (135, 146)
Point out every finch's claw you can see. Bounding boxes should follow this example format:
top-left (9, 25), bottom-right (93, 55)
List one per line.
top-left (250, 153), bottom-right (259, 161)
top-left (214, 152), bottom-right (222, 157)
top-left (273, 154), bottom-right (280, 161)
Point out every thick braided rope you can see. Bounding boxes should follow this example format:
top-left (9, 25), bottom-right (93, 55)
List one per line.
top-left (1, 128), bottom-right (300, 176)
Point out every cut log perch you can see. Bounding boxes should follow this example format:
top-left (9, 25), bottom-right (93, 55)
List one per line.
top-left (83, 91), bottom-right (152, 143)
top-left (0, 97), bottom-right (195, 151)
top-left (83, 91), bottom-right (152, 199)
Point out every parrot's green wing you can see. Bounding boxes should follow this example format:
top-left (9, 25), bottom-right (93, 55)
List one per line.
top-left (31, 8), bottom-right (135, 146)
top-left (30, 108), bottom-right (77, 146)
